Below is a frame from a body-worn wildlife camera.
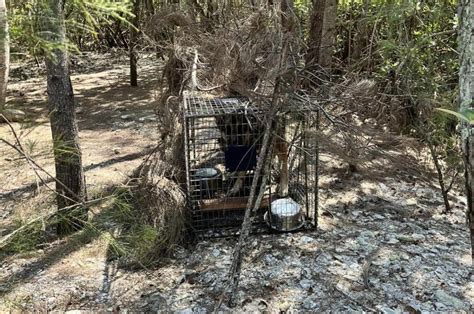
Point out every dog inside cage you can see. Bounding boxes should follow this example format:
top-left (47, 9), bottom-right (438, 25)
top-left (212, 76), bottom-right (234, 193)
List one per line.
top-left (183, 95), bottom-right (318, 237)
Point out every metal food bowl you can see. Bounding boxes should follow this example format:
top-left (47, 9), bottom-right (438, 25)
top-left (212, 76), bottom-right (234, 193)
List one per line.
top-left (195, 167), bottom-right (222, 199)
top-left (265, 198), bottom-right (304, 232)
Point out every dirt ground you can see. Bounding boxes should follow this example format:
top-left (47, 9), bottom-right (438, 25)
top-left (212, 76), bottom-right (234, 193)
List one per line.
top-left (0, 52), bottom-right (159, 228)
top-left (0, 53), bottom-right (473, 312)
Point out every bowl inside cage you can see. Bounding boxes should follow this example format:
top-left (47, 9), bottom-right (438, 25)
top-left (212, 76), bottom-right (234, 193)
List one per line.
top-left (265, 198), bottom-right (304, 232)
top-left (195, 167), bottom-right (222, 199)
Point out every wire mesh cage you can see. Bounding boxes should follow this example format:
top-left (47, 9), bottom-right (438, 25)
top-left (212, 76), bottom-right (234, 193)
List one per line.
top-left (183, 95), bottom-right (319, 238)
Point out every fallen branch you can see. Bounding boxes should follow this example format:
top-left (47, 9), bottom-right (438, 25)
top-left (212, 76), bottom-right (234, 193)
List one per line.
top-left (216, 20), bottom-right (295, 309)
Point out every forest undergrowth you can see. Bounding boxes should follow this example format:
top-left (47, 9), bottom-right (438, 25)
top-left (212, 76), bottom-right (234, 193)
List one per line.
top-left (0, 52), bottom-right (472, 312)
top-left (1, 0), bottom-right (473, 311)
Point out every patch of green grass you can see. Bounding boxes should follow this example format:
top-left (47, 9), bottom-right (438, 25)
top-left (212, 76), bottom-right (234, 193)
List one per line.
top-left (102, 188), bottom-right (163, 268)
top-left (1, 184), bottom-right (184, 269)
top-left (1, 219), bottom-right (47, 257)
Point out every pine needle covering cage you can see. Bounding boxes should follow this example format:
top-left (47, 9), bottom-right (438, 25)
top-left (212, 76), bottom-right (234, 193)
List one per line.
top-left (183, 95), bottom-right (319, 238)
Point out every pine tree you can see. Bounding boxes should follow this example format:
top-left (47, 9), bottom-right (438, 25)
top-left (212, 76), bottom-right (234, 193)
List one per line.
top-left (43, 0), bottom-right (87, 235)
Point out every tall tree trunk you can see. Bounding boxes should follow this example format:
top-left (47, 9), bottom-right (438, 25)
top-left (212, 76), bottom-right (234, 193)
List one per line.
top-left (130, 0), bottom-right (140, 87)
top-left (306, 0), bottom-right (337, 79)
top-left (0, 0), bottom-right (8, 112)
top-left (43, 0), bottom-right (87, 236)
top-left (458, 0), bottom-right (474, 261)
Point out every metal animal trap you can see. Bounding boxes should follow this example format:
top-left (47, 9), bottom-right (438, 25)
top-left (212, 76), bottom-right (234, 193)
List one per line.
top-left (182, 95), bottom-right (319, 238)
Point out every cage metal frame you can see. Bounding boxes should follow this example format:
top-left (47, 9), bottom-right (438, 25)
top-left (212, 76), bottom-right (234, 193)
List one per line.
top-left (183, 95), bottom-right (319, 238)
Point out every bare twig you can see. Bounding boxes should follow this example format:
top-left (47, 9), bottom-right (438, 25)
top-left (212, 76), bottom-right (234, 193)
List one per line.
top-left (0, 114), bottom-right (88, 206)
top-left (445, 168), bottom-right (460, 194)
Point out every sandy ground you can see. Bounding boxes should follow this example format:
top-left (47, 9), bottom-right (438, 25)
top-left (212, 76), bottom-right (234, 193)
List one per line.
top-left (0, 52), bottom-right (160, 230)
top-left (1, 171), bottom-right (472, 312)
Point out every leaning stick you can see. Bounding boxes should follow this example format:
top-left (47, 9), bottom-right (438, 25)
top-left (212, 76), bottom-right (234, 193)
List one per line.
top-left (227, 114), bottom-right (276, 307)
top-left (213, 115), bottom-right (276, 311)
top-left (216, 28), bottom-right (293, 309)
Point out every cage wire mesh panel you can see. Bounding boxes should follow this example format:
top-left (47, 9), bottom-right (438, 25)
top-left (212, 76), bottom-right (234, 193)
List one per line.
top-left (278, 112), bottom-right (319, 231)
top-left (183, 95), bottom-right (319, 237)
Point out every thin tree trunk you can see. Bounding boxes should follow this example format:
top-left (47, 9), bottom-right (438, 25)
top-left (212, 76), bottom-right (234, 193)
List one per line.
top-left (43, 0), bottom-right (87, 236)
top-left (306, 0), bottom-right (337, 78)
top-left (427, 139), bottom-right (451, 213)
top-left (0, 0), bottom-right (8, 112)
top-left (458, 0), bottom-right (474, 261)
top-left (307, 0), bottom-right (324, 68)
top-left (130, 0), bottom-right (140, 87)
